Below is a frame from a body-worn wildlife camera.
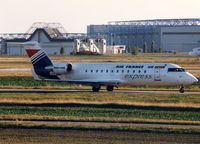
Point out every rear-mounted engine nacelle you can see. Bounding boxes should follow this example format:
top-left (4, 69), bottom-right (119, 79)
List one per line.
top-left (45, 63), bottom-right (72, 75)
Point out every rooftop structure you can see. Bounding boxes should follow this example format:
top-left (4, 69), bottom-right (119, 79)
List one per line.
top-left (0, 22), bottom-right (87, 42)
top-left (108, 19), bottom-right (200, 26)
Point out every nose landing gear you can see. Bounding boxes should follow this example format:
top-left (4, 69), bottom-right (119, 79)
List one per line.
top-left (179, 86), bottom-right (184, 93)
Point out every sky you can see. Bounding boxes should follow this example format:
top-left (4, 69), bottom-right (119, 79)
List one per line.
top-left (0, 0), bottom-right (200, 33)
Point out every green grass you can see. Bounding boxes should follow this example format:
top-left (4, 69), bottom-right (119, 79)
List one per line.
top-left (0, 103), bottom-right (200, 122)
top-left (1, 122), bottom-right (200, 134)
top-left (0, 76), bottom-right (77, 88)
top-left (0, 92), bottom-right (200, 106)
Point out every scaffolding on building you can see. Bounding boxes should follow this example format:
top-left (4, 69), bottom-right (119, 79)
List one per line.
top-left (108, 19), bottom-right (200, 26)
top-left (0, 22), bottom-right (87, 42)
top-left (88, 19), bottom-right (200, 50)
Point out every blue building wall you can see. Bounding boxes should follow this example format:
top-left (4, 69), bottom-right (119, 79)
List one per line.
top-left (87, 19), bottom-right (200, 52)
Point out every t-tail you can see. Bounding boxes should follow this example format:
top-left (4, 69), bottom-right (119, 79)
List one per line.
top-left (24, 41), bottom-right (58, 79)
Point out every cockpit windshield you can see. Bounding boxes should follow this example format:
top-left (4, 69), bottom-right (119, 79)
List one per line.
top-left (168, 68), bottom-right (185, 72)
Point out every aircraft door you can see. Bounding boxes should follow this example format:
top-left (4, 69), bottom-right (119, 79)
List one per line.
top-left (154, 69), bottom-right (161, 81)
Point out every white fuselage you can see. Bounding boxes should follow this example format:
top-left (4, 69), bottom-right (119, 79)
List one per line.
top-left (53, 62), bottom-right (197, 86)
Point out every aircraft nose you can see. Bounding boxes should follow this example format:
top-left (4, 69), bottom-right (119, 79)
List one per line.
top-left (189, 75), bottom-right (198, 83)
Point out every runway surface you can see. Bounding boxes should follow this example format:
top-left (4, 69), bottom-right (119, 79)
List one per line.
top-left (0, 68), bottom-right (31, 71)
top-left (0, 88), bottom-right (200, 94)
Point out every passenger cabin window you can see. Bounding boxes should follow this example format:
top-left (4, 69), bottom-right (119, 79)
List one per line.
top-left (168, 68), bottom-right (185, 72)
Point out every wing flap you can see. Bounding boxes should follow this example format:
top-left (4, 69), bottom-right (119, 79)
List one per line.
top-left (62, 79), bottom-right (124, 85)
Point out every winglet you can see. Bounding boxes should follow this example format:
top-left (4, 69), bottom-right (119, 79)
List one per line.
top-left (31, 69), bottom-right (41, 80)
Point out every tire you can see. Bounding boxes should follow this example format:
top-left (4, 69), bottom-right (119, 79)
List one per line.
top-left (92, 86), bottom-right (100, 92)
top-left (106, 85), bottom-right (114, 91)
top-left (179, 87), bottom-right (184, 93)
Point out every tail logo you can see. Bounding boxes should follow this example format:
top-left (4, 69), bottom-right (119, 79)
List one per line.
top-left (24, 42), bottom-right (50, 65)
top-left (26, 49), bottom-right (40, 58)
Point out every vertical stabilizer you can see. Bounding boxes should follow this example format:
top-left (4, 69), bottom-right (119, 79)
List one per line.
top-left (24, 41), bottom-right (58, 79)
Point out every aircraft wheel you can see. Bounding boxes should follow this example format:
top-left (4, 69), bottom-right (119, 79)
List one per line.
top-left (179, 86), bottom-right (184, 93)
top-left (106, 85), bottom-right (114, 91)
top-left (92, 86), bottom-right (100, 92)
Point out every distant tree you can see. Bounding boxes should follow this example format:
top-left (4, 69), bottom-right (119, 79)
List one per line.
top-left (72, 48), bottom-right (76, 55)
top-left (143, 42), bottom-right (147, 53)
top-left (151, 41), bottom-right (155, 53)
top-left (132, 46), bottom-right (139, 55)
top-left (159, 47), bottom-right (162, 53)
top-left (128, 47), bottom-right (131, 53)
top-left (60, 47), bottom-right (65, 55)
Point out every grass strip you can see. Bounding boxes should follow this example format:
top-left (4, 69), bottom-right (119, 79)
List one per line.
top-left (0, 103), bottom-right (200, 122)
top-left (0, 92), bottom-right (200, 108)
top-left (0, 122), bottom-right (200, 134)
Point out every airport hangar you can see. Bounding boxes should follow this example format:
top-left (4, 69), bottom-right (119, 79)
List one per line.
top-left (87, 19), bottom-right (200, 52)
top-left (0, 22), bottom-right (87, 55)
top-left (1, 19), bottom-right (200, 55)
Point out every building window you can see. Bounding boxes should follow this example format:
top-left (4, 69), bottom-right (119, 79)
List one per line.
top-left (91, 70), bottom-right (93, 73)
top-left (101, 70), bottom-right (103, 73)
top-left (117, 70), bottom-right (119, 73)
top-left (144, 70), bottom-right (146, 73)
top-left (85, 70), bottom-right (87, 73)
top-left (138, 70), bottom-right (141, 73)
top-left (106, 70), bottom-right (108, 73)
top-left (127, 70), bottom-right (129, 73)
top-left (96, 70), bottom-right (98, 73)
top-left (122, 70), bottom-right (124, 73)
top-left (133, 70), bottom-right (135, 73)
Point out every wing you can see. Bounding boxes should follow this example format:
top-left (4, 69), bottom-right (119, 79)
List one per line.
top-left (60, 79), bottom-right (125, 86)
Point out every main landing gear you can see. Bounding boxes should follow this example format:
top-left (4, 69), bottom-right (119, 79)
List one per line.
top-left (92, 85), bottom-right (114, 92)
top-left (106, 85), bottom-right (114, 92)
top-left (179, 86), bottom-right (184, 93)
top-left (92, 85), bottom-right (101, 92)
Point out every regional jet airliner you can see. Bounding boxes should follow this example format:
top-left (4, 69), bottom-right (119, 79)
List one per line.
top-left (24, 41), bottom-right (198, 93)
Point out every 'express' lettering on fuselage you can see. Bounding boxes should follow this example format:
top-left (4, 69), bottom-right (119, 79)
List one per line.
top-left (125, 74), bottom-right (152, 80)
